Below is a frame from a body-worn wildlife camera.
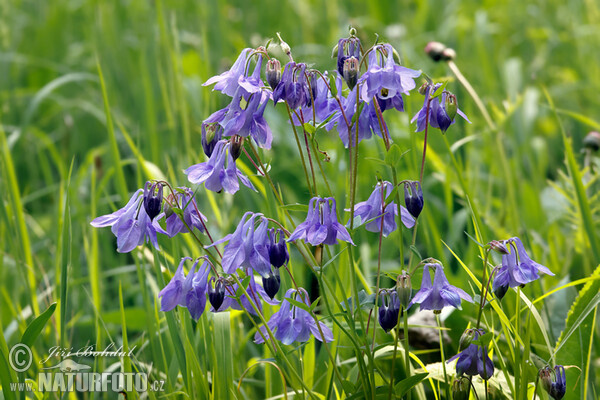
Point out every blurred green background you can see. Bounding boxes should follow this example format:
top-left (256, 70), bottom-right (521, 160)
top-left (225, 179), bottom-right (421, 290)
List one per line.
top-left (1, 0), bottom-right (599, 398)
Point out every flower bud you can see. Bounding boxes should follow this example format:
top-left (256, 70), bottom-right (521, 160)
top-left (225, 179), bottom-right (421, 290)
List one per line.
top-left (539, 365), bottom-right (566, 400)
top-left (230, 135), bottom-right (244, 161)
top-left (143, 182), bottom-right (163, 220)
top-left (342, 56), bottom-right (359, 90)
top-left (202, 122), bottom-right (222, 157)
top-left (424, 41), bottom-right (447, 62)
top-left (268, 228), bottom-right (289, 268)
top-left (396, 271), bottom-right (412, 309)
top-left (208, 278), bottom-right (226, 311)
top-left (445, 93), bottom-right (458, 121)
top-left (452, 378), bottom-right (470, 400)
top-left (583, 131), bottom-right (600, 152)
top-left (458, 329), bottom-right (476, 352)
top-left (378, 290), bottom-right (400, 332)
top-left (494, 283), bottom-right (509, 301)
top-left (404, 181), bottom-right (424, 219)
top-left (262, 268), bottom-right (281, 299)
top-left (418, 83), bottom-right (429, 95)
top-left (266, 58), bottom-right (282, 90)
top-left (442, 47), bottom-right (456, 61)
top-left (539, 367), bottom-right (553, 394)
top-left (488, 240), bottom-right (509, 255)
top-left (277, 32), bottom-right (291, 57)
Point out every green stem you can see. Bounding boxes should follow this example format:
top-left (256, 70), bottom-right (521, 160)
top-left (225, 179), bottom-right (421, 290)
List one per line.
top-left (436, 314), bottom-right (450, 399)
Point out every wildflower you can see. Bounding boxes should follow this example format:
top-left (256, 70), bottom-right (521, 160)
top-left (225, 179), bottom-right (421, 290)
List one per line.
top-left (412, 83), bottom-right (470, 133)
top-left (237, 52), bottom-right (265, 95)
top-left (378, 289), bottom-right (400, 332)
top-left (143, 181), bottom-right (163, 220)
top-left (254, 288), bottom-right (333, 345)
top-left (218, 268), bottom-right (279, 315)
top-left (203, 48), bottom-right (252, 97)
top-left (207, 212), bottom-right (272, 277)
top-left (90, 186), bottom-right (167, 253)
top-left (347, 181), bottom-right (415, 237)
top-left (449, 328), bottom-right (494, 380)
top-left (342, 57), bottom-right (359, 90)
top-left (273, 62), bottom-right (310, 109)
top-left (404, 181), bottom-right (424, 219)
top-left (201, 111), bottom-right (224, 157)
top-left (184, 140), bottom-right (256, 195)
top-left (539, 365), bottom-right (566, 400)
top-left (158, 257), bottom-right (211, 321)
top-left (288, 197), bottom-right (354, 246)
top-left (336, 36), bottom-right (361, 80)
top-left (268, 228), bottom-right (289, 268)
top-left (408, 263), bottom-right (473, 313)
top-left (492, 237), bottom-right (554, 300)
top-left (221, 88), bottom-right (272, 149)
top-left (208, 277), bottom-right (226, 311)
top-left (359, 44), bottom-right (421, 112)
top-left (165, 187), bottom-right (207, 238)
top-left (262, 267), bottom-right (281, 299)
top-left (266, 58), bottom-right (282, 90)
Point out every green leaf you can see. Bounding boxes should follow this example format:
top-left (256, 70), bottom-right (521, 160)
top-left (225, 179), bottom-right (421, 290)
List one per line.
top-left (384, 144), bottom-right (403, 167)
top-left (394, 372), bottom-right (429, 397)
top-left (279, 203), bottom-right (309, 213)
top-left (303, 122), bottom-right (316, 135)
top-left (21, 302), bottom-right (57, 348)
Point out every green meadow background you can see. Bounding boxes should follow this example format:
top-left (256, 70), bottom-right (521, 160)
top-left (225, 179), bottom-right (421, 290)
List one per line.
top-left (1, 0), bottom-right (599, 399)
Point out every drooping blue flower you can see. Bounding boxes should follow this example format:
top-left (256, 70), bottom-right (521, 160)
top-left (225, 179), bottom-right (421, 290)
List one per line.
top-left (201, 109), bottom-right (226, 157)
top-left (359, 44), bottom-right (421, 111)
top-left (404, 181), bottom-right (424, 219)
top-left (158, 257), bottom-right (211, 321)
top-left (207, 212), bottom-right (272, 277)
top-left (203, 48), bottom-right (252, 97)
top-left (143, 181), bottom-right (163, 220)
top-left (378, 289), bottom-right (400, 332)
top-left (165, 187), bottom-right (207, 238)
top-left (412, 83), bottom-right (470, 133)
top-left (336, 36), bottom-right (361, 77)
top-left (347, 181), bottom-right (415, 237)
top-left (273, 62), bottom-right (310, 109)
top-left (449, 328), bottom-right (494, 380)
top-left (237, 53), bottom-right (265, 95)
top-left (254, 288), bottom-right (334, 345)
top-left (291, 71), bottom-right (337, 127)
top-left (288, 197), bottom-right (354, 246)
top-left (268, 228), bottom-right (289, 268)
top-left (184, 140), bottom-right (256, 195)
top-left (217, 268), bottom-right (279, 315)
top-left (90, 186), bottom-right (167, 253)
top-left (408, 263), bottom-right (473, 312)
top-left (540, 365), bottom-right (566, 400)
top-left (220, 88), bottom-right (273, 149)
top-left (262, 266), bottom-right (281, 299)
top-left (492, 237), bottom-right (554, 299)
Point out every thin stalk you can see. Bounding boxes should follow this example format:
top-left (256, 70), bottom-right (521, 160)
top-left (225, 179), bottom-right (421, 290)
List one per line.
top-left (284, 103), bottom-right (314, 196)
top-left (419, 97), bottom-right (432, 183)
top-left (475, 248), bottom-right (492, 329)
top-left (404, 309), bottom-right (411, 400)
top-left (436, 314), bottom-right (450, 399)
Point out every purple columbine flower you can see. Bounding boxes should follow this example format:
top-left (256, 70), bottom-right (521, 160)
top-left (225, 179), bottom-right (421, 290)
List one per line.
top-left (221, 88), bottom-right (273, 149)
top-left (347, 181), bottom-right (415, 237)
top-left (291, 71), bottom-right (337, 127)
top-left (165, 187), bottom-right (207, 238)
top-left (540, 365), bottom-right (566, 400)
top-left (90, 186), bottom-right (167, 253)
top-left (378, 289), bottom-right (401, 332)
top-left (158, 257), bottom-right (211, 320)
top-left (217, 268), bottom-right (279, 315)
top-left (203, 48), bottom-right (252, 97)
top-left (492, 237), bottom-right (554, 299)
top-left (288, 197), bottom-right (354, 246)
top-left (254, 288), bottom-right (334, 345)
top-left (207, 212), bottom-right (272, 277)
top-left (336, 36), bottom-right (361, 78)
top-left (262, 267), bottom-right (281, 299)
top-left (273, 62), bottom-right (310, 109)
top-left (449, 328), bottom-right (494, 380)
top-left (408, 263), bottom-right (473, 313)
top-left (268, 228), bottom-right (289, 268)
top-left (412, 83), bottom-right (470, 133)
top-left (201, 109), bottom-right (226, 157)
top-left (143, 181), bottom-right (163, 220)
top-left (359, 43), bottom-right (421, 112)
top-left (184, 140), bottom-right (256, 195)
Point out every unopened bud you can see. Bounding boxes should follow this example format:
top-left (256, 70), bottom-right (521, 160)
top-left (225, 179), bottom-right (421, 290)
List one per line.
top-left (349, 26), bottom-right (357, 36)
top-left (452, 378), bottom-right (470, 400)
top-left (404, 181), bottom-right (424, 219)
top-left (396, 271), bottom-right (412, 309)
top-left (424, 41), bottom-right (447, 62)
top-left (442, 47), bottom-right (456, 61)
top-left (488, 240), bottom-right (509, 255)
top-left (208, 278), bottom-right (226, 311)
top-left (343, 56), bottom-right (359, 90)
top-left (539, 367), bottom-right (553, 394)
top-left (458, 329), bottom-right (476, 352)
top-left (494, 283), bottom-right (509, 301)
top-left (262, 268), bottom-right (281, 299)
top-left (445, 93), bottom-right (458, 120)
top-left (418, 82), bottom-right (429, 95)
top-left (266, 58), bottom-right (282, 90)
top-left (230, 135), bottom-right (244, 161)
top-left (277, 32), bottom-right (291, 57)
top-left (583, 131), bottom-right (600, 152)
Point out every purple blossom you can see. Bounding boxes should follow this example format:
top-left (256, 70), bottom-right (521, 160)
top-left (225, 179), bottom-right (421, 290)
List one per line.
top-left (203, 48), bottom-right (252, 97)
top-left (165, 187), bottom-right (207, 238)
top-left (336, 37), bottom-right (361, 77)
top-left (449, 328), bottom-right (494, 380)
top-left (217, 268), bottom-right (279, 315)
top-left (408, 263), bottom-right (473, 312)
top-left (268, 228), bottom-right (289, 268)
top-left (359, 44), bottom-right (421, 111)
top-left (207, 212), bottom-right (272, 277)
top-left (540, 365), bottom-right (566, 400)
top-left (273, 62), bottom-right (310, 109)
top-left (90, 187), bottom-right (167, 253)
top-left (378, 290), bottom-right (400, 332)
top-left (254, 288), bottom-right (333, 345)
top-left (288, 197), bottom-right (354, 246)
top-left (411, 83), bottom-right (470, 133)
top-left (492, 237), bottom-right (554, 298)
top-left (292, 71), bottom-right (336, 127)
top-left (221, 88), bottom-right (273, 149)
top-left (347, 181), bottom-right (415, 237)
top-left (184, 140), bottom-right (256, 195)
